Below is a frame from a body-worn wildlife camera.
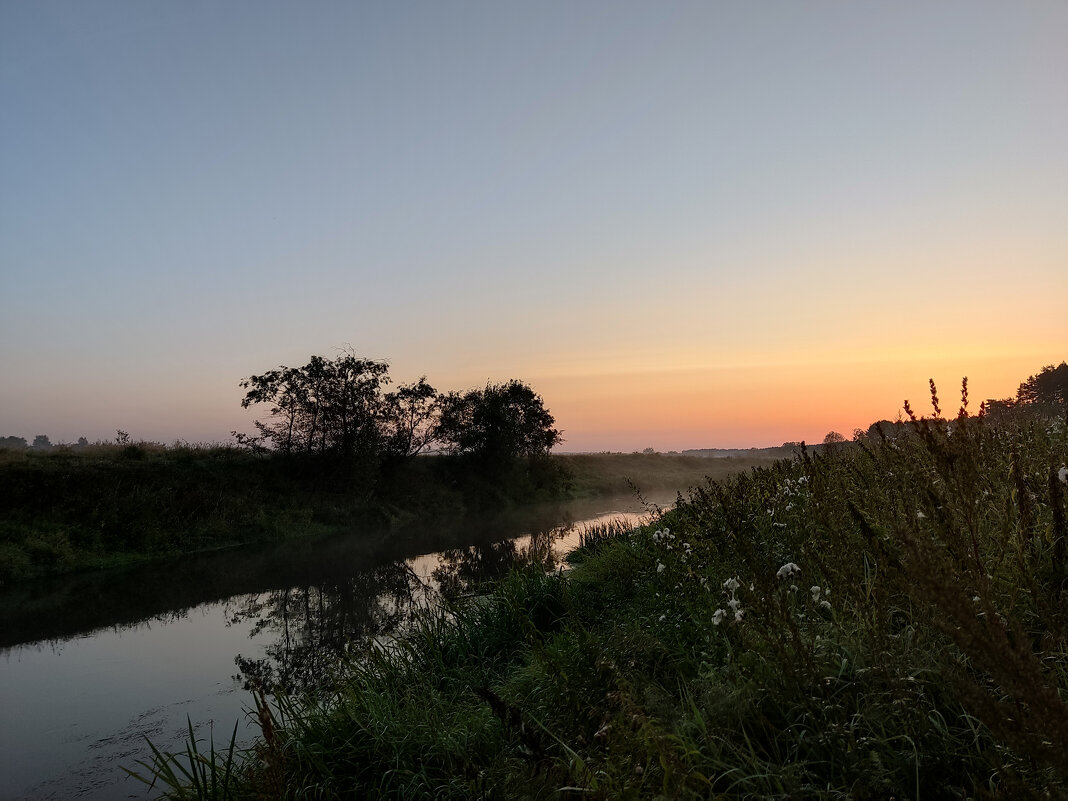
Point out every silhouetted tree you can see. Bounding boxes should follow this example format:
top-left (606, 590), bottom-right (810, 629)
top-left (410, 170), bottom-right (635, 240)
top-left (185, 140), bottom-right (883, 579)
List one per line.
top-left (380, 377), bottom-right (440, 461)
top-left (983, 362), bottom-right (1067, 424)
top-left (31, 434), bottom-right (53, 450)
top-left (0, 435), bottom-right (27, 450)
top-left (437, 380), bottom-right (561, 467)
top-left (239, 349), bottom-right (392, 459)
top-left (1017, 362), bottom-right (1068, 407)
top-left (822, 430), bottom-right (846, 454)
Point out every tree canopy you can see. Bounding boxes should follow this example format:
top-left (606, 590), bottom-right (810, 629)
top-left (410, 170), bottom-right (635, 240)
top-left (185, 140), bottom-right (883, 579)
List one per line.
top-left (237, 351), bottom-right (438, 461)
top-left (1016, 362), bottom-right (1068, 407)
top-left (238, 351), bottom-right (392, 458)
top-left (237, 353), bottom-right (560, 470)
top-left (436, 380), bottom-right (561, 466)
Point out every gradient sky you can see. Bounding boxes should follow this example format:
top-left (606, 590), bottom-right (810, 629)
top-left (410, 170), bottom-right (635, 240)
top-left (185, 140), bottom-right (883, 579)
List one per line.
top-left (2, 1), bottom-right (1065, 452)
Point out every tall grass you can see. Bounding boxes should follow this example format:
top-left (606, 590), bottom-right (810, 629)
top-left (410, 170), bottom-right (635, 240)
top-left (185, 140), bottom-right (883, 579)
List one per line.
top-left (138, 384), bottom-right (1068, 798)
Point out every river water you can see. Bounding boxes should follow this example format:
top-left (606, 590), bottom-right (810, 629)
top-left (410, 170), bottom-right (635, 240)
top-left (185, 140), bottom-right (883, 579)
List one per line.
top-left (0, 493), bottom-right (672, 800)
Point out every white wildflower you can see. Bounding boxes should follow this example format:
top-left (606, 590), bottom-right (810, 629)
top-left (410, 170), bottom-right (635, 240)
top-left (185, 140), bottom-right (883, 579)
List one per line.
top-left (776, 562), bottom-right (801, 580)
top-left (1059, 466), bottom-right (1068, 484)
top-left (734, 609), bottom-right (744, 622)
top-left (811, 586), bottom-right (821, 600)
top-left (819, 600), bottom-right (831, 611)
top-left (728, 597), bottom-right (742, 612)
top-left (916, 510), bottom-right (927, 520)
top-left (723, 577), bottom-right (740, 592)
top-left (712, 608), bottom-right (726, 626)
top-left (656, 562), bottom-right (666, 573)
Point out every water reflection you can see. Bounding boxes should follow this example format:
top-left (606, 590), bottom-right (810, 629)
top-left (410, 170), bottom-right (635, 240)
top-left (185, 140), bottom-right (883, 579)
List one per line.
top-left (229, 562), bottom-right (433, 693)
top-left (227, 529), bottom-right (566, 695)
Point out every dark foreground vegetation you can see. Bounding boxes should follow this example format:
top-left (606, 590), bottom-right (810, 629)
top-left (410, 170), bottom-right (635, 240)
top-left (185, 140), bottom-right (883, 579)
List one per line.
top-left (132, 365), bottom-right (1068, 799)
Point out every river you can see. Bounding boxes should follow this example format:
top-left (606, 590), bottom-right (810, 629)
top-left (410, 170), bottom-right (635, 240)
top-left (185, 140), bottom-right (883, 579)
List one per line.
top-left (0, 492), bottom-right (673, 800)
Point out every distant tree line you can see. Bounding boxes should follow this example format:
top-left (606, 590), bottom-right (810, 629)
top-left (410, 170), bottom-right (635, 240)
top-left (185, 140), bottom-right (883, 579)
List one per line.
top-left (0, 434), bottom-right (91, 451)
top-left (235, 349), bottom-right (562, 472)
top-left (982, 361), bottom-right (1068, 422)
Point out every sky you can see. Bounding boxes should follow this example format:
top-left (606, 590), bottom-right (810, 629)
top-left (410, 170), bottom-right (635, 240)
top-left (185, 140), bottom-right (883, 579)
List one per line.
top-left (1, 1), bottom-right (1065, 452)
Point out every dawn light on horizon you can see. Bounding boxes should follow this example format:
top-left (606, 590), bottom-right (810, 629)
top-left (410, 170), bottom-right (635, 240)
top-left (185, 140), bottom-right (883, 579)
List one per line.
top-left (2, 1), bottom-right (1065, 451)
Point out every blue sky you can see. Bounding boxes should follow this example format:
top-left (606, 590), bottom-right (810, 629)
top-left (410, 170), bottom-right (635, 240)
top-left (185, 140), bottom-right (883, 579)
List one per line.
top-left (2, 1), bottom-right (1065, 450)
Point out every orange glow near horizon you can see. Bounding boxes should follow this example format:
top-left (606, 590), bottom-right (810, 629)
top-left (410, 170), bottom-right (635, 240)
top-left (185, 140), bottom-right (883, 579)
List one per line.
top-left (536, 349), bottom-right (1065, 452)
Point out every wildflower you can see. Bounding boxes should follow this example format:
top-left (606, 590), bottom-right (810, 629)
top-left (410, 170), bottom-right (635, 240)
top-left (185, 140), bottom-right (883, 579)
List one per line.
top-left (811, 586), bottom-right (821, 600)
top-left (916, 511), bottom-right (927, 520)
top-left (776, 562), bottom-right (800, 579)
top-left (728, 596), bottom-right (742, 612)
top-left (723, 577), bottom-right (740, 592)
top-left (712, 608), bottom-right (726, 625)
top-left (734, 609), bottom-right (744, 622)
top-left (1059, 466), bottom-right (1068, 484)
top-left (656, 562), bottom-right (666, 573)
top-left (658, 614), bottom-right (666, 622)
top-left (819, 600), bottom-right (831, 611)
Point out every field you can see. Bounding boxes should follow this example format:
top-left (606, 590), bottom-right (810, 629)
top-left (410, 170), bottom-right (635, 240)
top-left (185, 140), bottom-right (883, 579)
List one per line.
top-left (139, 402), bottom-right (1068, 798)
top-left (556, 451), bottom-right (783, 498)
top-left (0, 446), bottom-right (751, 584)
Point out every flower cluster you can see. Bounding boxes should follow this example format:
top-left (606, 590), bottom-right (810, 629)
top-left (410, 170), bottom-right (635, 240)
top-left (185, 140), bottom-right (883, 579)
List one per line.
top-left (650, 527), bottom-right (693, 563)
top-left (776, 562), bottom-right (800, 580)
top-left (810, 584), bottom-right (831, 611)
top-left (712, 577), bottom-right (744, 625)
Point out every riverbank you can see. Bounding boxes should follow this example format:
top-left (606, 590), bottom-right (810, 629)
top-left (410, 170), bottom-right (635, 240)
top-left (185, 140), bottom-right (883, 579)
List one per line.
top-left (0, 446), bottom-right (767, 584)
top-left (144, 412), bottom-right (1068, 798)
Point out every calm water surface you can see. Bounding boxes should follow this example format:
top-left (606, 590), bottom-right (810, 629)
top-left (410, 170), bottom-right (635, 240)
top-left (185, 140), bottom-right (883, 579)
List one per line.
top-left (0, 493), bottom-right (672, 800)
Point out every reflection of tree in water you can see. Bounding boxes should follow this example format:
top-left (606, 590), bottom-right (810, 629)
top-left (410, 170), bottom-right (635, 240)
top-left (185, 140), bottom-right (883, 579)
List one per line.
top-left (432, 528), bottom-right (563, 602)
top-left (229, 526), bottom-right (572, 695)
top-left (230, 560), bottom-right (434, 694)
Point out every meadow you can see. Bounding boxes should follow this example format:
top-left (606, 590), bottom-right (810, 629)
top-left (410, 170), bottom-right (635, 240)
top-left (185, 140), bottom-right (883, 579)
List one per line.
top-left (137, 388), bottom-right (1068, 798)
top-left (0, 445), bottom-right (759, 584)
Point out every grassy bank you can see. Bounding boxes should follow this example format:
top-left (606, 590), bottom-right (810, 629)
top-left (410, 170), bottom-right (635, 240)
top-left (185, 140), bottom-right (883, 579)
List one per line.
top-left (142, 407), bottom-right (1068, 798)
top-left (0, 446), bottom-right (739, 584)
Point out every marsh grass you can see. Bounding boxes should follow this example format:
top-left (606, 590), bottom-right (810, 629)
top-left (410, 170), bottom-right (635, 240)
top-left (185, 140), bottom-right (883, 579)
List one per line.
top-left (125, 717), bottom-right (240, 801)
top-left (139, 384), bottom-right (1068, 797)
